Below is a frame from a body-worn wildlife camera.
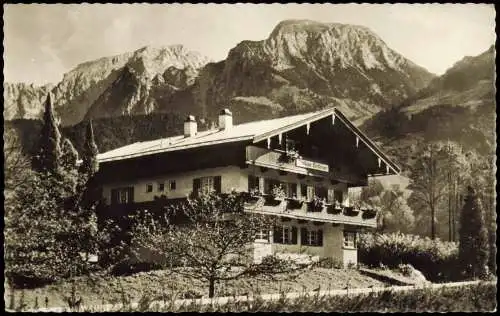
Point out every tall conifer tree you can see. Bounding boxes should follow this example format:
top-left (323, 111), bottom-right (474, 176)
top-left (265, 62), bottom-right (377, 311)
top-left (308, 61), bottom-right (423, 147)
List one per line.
top-left (33, 93), bottom-right (62, 174)
top-left (458, 186), bottom-right (489, 279)
top-left (79, 120), bottom-right (99, 177)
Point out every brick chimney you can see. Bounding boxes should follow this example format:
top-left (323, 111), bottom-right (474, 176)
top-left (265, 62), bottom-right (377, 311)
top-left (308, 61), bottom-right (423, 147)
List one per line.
top-left (218, 108), bottom-right (233, 130)
top-left (184, 115), bottom-right (197, 137)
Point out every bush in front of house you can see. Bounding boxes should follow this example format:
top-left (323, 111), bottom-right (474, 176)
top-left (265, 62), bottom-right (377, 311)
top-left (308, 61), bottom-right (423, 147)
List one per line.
top-left (357, 232), bottom-right (460, 282)
top-left (314, 257), bottom-right (344, 269)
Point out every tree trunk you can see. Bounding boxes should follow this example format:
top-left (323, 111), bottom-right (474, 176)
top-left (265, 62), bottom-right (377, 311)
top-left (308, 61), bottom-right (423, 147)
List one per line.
top-left (208, 278), bottom-right (216, 298)
top-left (431, 204), bottom-right (436, 240)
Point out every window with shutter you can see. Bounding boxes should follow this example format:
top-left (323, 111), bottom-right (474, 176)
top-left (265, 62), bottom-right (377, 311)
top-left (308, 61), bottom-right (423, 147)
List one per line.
top-left (335, 190), bottom-right (343, 204)
top-left (301, 184), bottom-right (307, 198)
top-left (273, 226), bottom-right (281, 243)
top-left (127, 187), bottom-right (134, 203)
top-left (193, 178), bottom-right (201, 197)
top-left (286, 183), bottom-right (297, 198)
top-left (301, 228), bottom-right (323, 247)
top-left (317, 230), bottom-right (323, 246)
top-left (343, 231), bottom-right (357, 248)
top-left (158, 182), bottom-right (165, 192)
top-left (327, 189), bottom-right (335, 203)
top-left (214, 176), bottom-right (222, 193)
top-left (307, 186), bottom-right (315, 200)
top-left (111, 189), bottom-right (119, 205)
top-left (301, 227), bottom-right (307, 245)
top-left (291, 226), bottom-right (298, 244)
top-left (255, 229), bottom-right (269, 241)
top-left (194, 176), bottom-right (222, 196)
top-left (248, 175), bottom-right (260, 192)
top-left (111, 187), bottom-right (134, 204)
top-left (274, 225), bottom-right (296, 244)
top-left (169, 180), bottom-right (176, 191)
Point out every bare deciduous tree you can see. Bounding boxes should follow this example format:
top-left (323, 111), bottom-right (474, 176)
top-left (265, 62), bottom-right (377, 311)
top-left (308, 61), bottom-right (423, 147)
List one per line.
top-left (130, 191), bottom-right (307, 298)
top-left (4, 130), bottom-right (31, 193)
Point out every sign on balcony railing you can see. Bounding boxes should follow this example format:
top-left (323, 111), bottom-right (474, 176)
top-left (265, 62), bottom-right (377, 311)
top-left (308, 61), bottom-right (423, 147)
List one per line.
top-left (295, 158), bottom-right (329, 172)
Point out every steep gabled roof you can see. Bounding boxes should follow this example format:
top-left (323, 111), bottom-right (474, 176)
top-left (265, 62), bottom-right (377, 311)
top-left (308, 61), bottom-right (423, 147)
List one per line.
top-left (96, 108), bottom-right (400, 174)
top-left (97, 110), bottom-right (328, 162)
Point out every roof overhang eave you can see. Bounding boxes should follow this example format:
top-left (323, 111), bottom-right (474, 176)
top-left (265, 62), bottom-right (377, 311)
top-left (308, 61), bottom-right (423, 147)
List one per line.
top-left (97, 135), bottom-right (254, 163)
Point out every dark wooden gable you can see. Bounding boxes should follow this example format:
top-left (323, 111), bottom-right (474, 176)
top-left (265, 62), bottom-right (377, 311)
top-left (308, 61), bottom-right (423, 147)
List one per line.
top-left (96, 140), bottom-right (250, 184)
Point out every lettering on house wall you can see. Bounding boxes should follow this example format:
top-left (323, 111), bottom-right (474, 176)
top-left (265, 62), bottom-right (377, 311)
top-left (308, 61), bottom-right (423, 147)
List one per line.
top-left (296, 158), bottom-right (329, 172)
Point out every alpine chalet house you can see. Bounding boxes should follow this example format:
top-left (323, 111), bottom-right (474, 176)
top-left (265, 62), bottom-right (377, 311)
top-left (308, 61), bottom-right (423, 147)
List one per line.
top-left (96, 108), bottom-right (400, 267)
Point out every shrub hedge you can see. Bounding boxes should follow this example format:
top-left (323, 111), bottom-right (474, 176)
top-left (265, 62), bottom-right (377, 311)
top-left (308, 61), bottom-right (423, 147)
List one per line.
top-left (357, 233), bottom-right (461, 282)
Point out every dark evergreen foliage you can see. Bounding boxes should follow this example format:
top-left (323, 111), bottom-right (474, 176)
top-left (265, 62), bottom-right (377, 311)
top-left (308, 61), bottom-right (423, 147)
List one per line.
top-left (79, 120), bottom-right (99, 177)
top-left (61, 138), bottom-right (79, 172)
top-left (458, 186), bottom-right (489, 279)
top-left (32, 93), bottom-right (62, 174)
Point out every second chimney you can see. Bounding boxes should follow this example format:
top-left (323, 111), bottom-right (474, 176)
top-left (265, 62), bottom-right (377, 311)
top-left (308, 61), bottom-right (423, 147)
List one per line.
top-left (218, 108), bottom-right (233, 130)
top-left (184, 115), bottom-right (197, 137)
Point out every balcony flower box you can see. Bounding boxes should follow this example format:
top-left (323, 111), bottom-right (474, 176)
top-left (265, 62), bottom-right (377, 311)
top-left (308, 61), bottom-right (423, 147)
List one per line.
top-left (263, 185), bottom-right (286, 206)
top-left (243, 190), bottom-right (262, 205)
top-left (286, 197), bottom-right (304, 210)
top-left (307, 196), bottom-right (325, 213)
top-left (263, 194), bottom-right (282, 206)
top-left (343, 206), bottom-right (360, 217)
top-left (362, 208), bottom-right (377, 219)
top-left (326, 203), bottom-right (342, 214)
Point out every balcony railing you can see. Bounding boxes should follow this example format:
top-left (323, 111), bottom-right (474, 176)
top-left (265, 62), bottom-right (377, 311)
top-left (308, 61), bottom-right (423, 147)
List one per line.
top-left (242, 193), bottom-right (378, 228)
top-left (245, 145), bottom-right (365, 184)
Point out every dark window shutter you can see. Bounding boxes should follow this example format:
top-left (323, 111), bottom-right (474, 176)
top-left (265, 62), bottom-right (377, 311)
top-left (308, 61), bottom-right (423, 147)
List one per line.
top-left (290, 183), bottom-right (298, 198)
top-left (317, 229), bottom-right (323, 246)
top-left (127, 187), bottom-right (135, 203)
top-left (248, 175), bottom-right (259, 191)
top-left (111, 189), bottom-right (119, 205)
top-left (291, 226), bottom-right (298, 244)
top-left (214, 176), bottom-right (222, 193)
top-left (301, 227), bottom-right (307, 245)
top-left (273, 226), bottom-right (281, 243)
top-left (328, 189), bottom-right (335, 203)
top-left (193, 178), bottom-right (201, 197)
top-left (335, 190), bottom-right (343, 204)
top-left (301, 184), bottom-right (307, 198)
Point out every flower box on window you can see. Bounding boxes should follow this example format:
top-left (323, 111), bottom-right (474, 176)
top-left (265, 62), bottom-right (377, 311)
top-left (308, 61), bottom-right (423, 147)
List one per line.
top-left (307, 196), bottom-right (325, 212)
top-left (245, 189), bottom-right (262, 204)
top-left (285, 197), bottom-right (304, 210)
top-left (343, 206), bottom-right (360, 217)
top-left (362, 208), bottom-right (377, 219)
top-left (263, 185), bottom-right (286, 206)
top-left (326, 203), bottom-right (342, 214)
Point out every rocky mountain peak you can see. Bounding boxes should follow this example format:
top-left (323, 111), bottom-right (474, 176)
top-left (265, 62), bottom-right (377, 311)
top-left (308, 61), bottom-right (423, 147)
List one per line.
top-left (127, 45), bottom-right (211, 78)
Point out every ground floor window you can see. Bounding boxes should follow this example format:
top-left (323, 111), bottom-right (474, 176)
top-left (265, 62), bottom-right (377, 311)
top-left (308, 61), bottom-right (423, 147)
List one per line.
top-left (273, 225), bottom-right (297, 244)
top-left (343, 231), bottom-right (357, 248)
top-left (248, 175), bottom-right (260, 192)
top-left (301, 228), bottom-right (323, 246)
top-left (111, 187), bottom-right (134, 204)
top-left (255, 229), bottom-right (269, 241)
top-left (193, 176), bottom-right (221, 196)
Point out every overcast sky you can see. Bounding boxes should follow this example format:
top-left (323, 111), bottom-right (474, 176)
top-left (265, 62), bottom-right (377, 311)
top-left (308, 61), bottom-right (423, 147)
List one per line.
top-left (4, 3), bottom-right (496, 85)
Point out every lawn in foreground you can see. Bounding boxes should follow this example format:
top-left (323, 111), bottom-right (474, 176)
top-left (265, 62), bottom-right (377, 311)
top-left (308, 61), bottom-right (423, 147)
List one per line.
top-left (4, 267), bottom-right (386, 309)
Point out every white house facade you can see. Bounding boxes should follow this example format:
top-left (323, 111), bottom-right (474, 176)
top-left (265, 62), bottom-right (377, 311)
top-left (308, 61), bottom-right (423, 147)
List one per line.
top-left (96, 108), bottom-right (400, 267)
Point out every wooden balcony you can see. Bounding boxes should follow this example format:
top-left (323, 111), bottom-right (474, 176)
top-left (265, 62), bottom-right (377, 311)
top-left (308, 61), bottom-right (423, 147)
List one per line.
top-left (245, 145), bottom-right (366, 185)
top-left (243, 194), bottom-right (377, 228)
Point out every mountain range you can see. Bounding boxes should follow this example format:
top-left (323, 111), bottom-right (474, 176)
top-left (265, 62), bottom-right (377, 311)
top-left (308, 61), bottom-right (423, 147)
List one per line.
top-left (4, 20), bottom-right (435, 126)
top-left (4, 20), bottom-right (495, 165)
